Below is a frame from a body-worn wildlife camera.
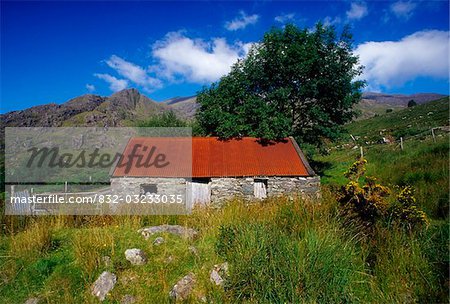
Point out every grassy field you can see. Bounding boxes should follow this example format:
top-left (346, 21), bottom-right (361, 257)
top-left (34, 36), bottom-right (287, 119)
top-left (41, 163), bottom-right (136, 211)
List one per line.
top-left (1, 194), bottom-right (448, 303)
top-left (347, 97), bottom-right (449, 142)
top-left (315, 136), bottom-right (449, 219)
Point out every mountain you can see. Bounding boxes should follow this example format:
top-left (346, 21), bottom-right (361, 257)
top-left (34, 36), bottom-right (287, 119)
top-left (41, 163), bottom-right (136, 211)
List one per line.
top-left (356, 92), bottom-right (446, 119)
top-left (1, 89), bottom-right (176, 128)
top-left (161, 96), bottom-right (199, 119)
top-left (1, 90), bottom-right (446, 128)
top-left (361, 92), bottom-right (445, 105)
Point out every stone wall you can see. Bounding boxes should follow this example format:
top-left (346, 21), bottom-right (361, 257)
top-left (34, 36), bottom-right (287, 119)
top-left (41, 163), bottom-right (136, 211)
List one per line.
top-left (210, 176), bottom-right (321, 204)
top-left (111, 175), bottom-right (321, 206)
top-left (110, 177), bottom-right (187, 197)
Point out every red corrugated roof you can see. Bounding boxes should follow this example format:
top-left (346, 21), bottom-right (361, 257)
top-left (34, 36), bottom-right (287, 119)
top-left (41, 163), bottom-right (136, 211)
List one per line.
top-left (112, 137), bottom-right (311, 178)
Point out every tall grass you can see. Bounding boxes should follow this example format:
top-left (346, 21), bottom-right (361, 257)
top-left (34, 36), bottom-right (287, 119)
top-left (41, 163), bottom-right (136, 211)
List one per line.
top-left (9, 220), bottom-right (51, 261)
top-left (0, 194), bottom-right (448, 303)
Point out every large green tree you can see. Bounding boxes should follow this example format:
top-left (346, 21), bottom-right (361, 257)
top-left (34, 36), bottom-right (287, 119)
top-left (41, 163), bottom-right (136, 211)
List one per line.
top-left (196, 23), bottom-right (365, 147)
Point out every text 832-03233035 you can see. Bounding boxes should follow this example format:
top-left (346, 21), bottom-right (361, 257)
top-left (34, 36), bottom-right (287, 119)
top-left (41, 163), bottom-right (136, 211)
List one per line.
top-left (95, 194), bottom-right (184, 204)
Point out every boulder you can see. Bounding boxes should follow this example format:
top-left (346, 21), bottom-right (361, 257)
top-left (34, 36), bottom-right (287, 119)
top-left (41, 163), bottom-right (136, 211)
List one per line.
top-left (125, 249), bottom-right (147, 265)
top-left (169, 273), bottom-right (196, 301)
top-left (24, 298), bottom-right (39, 304)
top-left (91, 271), bottom-right (117, 301)
top-left (139, 225), bottom-right (198, 240)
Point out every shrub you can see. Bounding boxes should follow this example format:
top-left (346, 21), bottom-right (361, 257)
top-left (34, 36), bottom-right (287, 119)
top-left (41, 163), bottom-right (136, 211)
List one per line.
top-left (339, 158), bottom-right (390, 227)
top-left (339, 158), bottom-right (428, 230)
top-left (388, 186), bottom-right (428, 229)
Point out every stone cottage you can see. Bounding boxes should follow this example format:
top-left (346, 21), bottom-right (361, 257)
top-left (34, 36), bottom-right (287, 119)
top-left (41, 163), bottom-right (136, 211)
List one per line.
top-left (110, 137), bottom-right (320, 206)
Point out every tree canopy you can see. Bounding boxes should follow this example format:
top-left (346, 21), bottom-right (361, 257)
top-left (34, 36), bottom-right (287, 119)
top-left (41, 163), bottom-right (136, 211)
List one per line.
top-left (196, 23), bottom-right (365, 147)
top-left (407, 99), bottom-right (417, 107)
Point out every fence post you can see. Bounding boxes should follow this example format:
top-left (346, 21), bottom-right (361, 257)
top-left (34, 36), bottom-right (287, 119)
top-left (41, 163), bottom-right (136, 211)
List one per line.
top-left (400, 137), bottom-right (404, 150)
top-left (360, 146), bottom-right (364, 158)
top-left (431, 128), bottom-right (436, 142)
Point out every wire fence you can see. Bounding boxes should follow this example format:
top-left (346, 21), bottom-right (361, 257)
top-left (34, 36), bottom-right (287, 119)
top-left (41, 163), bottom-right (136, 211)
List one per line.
top-left (331, 125), bottom-right (449, 153)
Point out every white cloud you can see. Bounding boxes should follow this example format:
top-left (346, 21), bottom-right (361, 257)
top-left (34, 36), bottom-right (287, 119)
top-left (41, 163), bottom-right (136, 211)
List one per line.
top-left (105, 55), bottom-right (162, 92)
top-left (355, 30), bottom-right (449, 89)
top-left (225, 11), bottom-right (259, 31)
top-left (151, 32), bottom-right (252, 83)
top-left (85, 84), bottom-right (96, 92)
top-left (346, 2), bottom-right (368, 20)
top-left (323, 16), bottom-right (341, 27)
top-left (275, 13), bottom-right (295, 23)
top-left (390, 1), bottom-right (417, 19)
top-left (94, 73), bottom-right (128, 92)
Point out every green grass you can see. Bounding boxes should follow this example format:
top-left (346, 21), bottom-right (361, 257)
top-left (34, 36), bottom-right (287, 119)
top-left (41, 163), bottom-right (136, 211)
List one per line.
top-left (346, 97), bottom-right (449, 142)
top-left (314, 97), bottom-right (449, 219)
top-left (315, 136), bottom-right (449, 218)
top-left (0, 195), bottom-right (448, 303)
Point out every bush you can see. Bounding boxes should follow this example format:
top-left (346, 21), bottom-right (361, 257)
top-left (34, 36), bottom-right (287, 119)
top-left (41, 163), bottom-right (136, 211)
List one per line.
top-left (388, 186), bottom-right (428, 229)
top-left (339, 158), bottom-right (428, 230)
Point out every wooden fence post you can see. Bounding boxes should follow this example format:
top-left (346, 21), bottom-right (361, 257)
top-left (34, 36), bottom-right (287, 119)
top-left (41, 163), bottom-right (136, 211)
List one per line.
top-left (431, 128), bottom-right (436, 142)
top-left (400, 137), bottom-right (404, 150)
top-left (360, 146), bottom-right (364, 158)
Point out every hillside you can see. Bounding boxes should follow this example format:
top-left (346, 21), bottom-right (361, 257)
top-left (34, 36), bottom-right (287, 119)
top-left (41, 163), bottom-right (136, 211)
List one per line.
top-left (162, 96), bottom-right (199, 119)
top-left (347, 97), bottom-right (449, 143)
top-left (2, 90), bottom-right (446, 128)
top-left (314, 97), bottom-right (449, 218)
top-left (0, 89), bottom-right (181, 128)
top-left (355, 92), bottom-right (446, 119)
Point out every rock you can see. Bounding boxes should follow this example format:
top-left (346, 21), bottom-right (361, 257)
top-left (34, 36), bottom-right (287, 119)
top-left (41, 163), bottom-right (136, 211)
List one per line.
top-left (121, 294), bottom-right (136, 304)
top-left (91, 271), bottom-right (117, 301)
top-left (125, 249), bottom-right (147, 265)
top-left (210, 269), bottom-right (223, 286)
top-left (153, 237), bottom-right (165, 245)
top-left (169, 273), bottom-right (196, 301)
top-left (210, 262), bottom-right (229, 286)
top-left (139, 225), bottom-right (198, 240)
top-left (24, 298), bottom-right (39, 304)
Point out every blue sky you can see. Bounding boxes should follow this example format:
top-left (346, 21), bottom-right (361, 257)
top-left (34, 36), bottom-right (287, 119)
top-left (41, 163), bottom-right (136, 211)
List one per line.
top-left (1, 1), bottom-right (449, 112)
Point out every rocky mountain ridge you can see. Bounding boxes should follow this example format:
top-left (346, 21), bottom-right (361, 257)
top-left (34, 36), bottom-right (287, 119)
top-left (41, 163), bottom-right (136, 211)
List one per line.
top-left (1, 89), bottom-right (446, 127)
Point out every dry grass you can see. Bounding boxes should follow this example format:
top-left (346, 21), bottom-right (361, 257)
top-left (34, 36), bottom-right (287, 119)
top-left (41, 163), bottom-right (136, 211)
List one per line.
top-left (0, 194), bottom-right (447, 303)
top-left (9, 220), bottom-right (51, 261)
